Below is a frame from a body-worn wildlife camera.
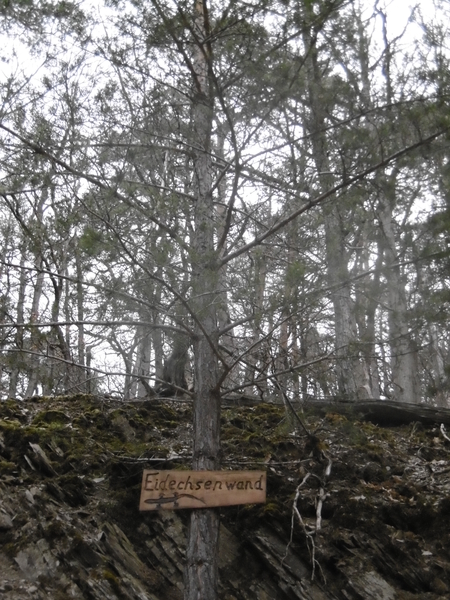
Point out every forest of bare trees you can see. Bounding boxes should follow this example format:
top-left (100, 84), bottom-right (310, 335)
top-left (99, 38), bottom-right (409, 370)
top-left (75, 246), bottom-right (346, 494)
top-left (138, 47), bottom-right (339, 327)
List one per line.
top-left (1, 0), bottom-right (449, 407)
top-left (1, 1), bottom-right (450, 595)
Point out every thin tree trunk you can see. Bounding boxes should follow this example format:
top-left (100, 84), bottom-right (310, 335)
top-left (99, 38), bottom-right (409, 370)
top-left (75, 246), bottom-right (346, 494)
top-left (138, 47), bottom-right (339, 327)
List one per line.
top-left (152, 273), bottom-right (164, 386)
top-left (354, 224), bottom-right (382, 399)
top-left (24, 258), bottom-right (45, 398)
top-left (276, 238), bottom-right (298, 406)
top-left (378, 175), bottom-right (420, 404)
top-left (75, 242), bottom-right (87, 391)
top-left (303, 23), bottom-right (370, 400)
top-left (244, 247), bottom-right (268, 399)
top-left (428, 322), bottom-right (447, 406)
top-left (185, 1), bottom-right (221, 598)
top-left (215, 122), bottom-right (238, 390)
top-left (133, 322), bottom-right (152, 398)
top-left (47, 254), bottom-right (73, 394)
top-left (9, 238), bottom-right (26, 398)
top-left (86, 347), bottom-right (93, 394)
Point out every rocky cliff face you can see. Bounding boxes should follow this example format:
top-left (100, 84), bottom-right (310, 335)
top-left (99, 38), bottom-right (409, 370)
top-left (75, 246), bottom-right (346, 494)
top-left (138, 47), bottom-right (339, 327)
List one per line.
top-left (1, 395), bottom-right (450, 599)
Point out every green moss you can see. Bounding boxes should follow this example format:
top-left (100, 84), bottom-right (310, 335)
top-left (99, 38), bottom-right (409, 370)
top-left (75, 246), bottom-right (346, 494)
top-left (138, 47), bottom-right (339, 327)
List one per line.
top-left (222, 424), bottom-right (244, 440)
top-left (2, 542), bottom-right (19, 558)
top-left (0, 460), bottom-right (17, 474)
top-left (242, 431), bottom-right (265, 444)
top-left (103, 568), bottom-right (121, 586)
top-left (325, 412), bottom-right (348, 425)
top-left (0, 419), bottom-right (22, 431)
top-left (0, 399), bottom-right (19, 412)
top-left (365, 442), bottom-right (384, 456)
top-left (47, 589), bottom-right (73, 600)
top-left (272, 417), bottom-right (296, 437)
top-left (32, 410), bottom-right (70, 426)
top-left (252, 403), bottom-right (284, 418)
top-left (0, 401), bottom-right (30, 423)
top-left (262, 501), bottom-right (282, 516)
top-left (171, 463), bottom-right (191, 471)
top-left (44, 520), bottom-right (69, 541)
top-left (340, 420), bottom-right (368, 446)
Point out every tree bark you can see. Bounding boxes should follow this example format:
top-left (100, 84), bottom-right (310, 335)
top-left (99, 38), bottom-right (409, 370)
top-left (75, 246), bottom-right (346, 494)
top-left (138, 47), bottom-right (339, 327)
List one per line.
top-left (244, 247), bottom-right (268, 399)
top-left (378, 175), bottom-right (420, 404)
top-left (133, 322), bottom-right (152, 398)
top-left (184, 1), bottom-right (221, 599)
top-left (303, 21), bottom-right (370, 401)
top-left (24, 257), bottom-right (45, 398)
top-left (8, 236), bottom-right (26, 398)
top-left (74, 240), bottom-right (87, 392)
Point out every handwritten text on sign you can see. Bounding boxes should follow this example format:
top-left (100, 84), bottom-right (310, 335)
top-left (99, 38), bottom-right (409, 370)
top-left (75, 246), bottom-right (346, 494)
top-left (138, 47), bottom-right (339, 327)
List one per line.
top-left (139, 470), bottom-right (266, 510)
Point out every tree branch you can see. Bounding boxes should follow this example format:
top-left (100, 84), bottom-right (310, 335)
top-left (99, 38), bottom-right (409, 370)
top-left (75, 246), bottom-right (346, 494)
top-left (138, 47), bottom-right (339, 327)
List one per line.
top-left (220, 128), bottom-right (450, 266)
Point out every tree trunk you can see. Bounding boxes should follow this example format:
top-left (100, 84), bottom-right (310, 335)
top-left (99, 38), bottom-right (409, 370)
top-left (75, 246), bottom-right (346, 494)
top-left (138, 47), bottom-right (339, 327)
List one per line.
top-left (354, 224), bottom-right (382, 399)
top-left (378, 175), bottom-right (420, 404)
top-left (24, 257), bottom-right (45, 398)
top-left (215, 122), bottom-right (239, 392)
top-left (184, 1), bottom-right (221, 599)
top-left (75, 241), bottom-right (87, 392)
top-left (133, 322), bottom-right (152, 398)
top-left (47, 254), bottom-right (73, 395)
top-left (9, 237), bottom-right (26, 398)
top-left (303, 23), bottom-right (370, 401)
top-left (428, 322), bottom-right (447, 406)
top-left (244, 247), bottom-right (268, 399)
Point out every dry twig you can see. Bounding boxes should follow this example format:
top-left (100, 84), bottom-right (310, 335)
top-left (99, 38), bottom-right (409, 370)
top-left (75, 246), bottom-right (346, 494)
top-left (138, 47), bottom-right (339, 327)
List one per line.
top-left (440, 423), bottom-right (450, 443)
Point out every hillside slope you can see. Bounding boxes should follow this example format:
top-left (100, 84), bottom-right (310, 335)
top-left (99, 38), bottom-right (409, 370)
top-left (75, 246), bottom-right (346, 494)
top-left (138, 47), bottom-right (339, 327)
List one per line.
top-left (1, 395), bottom-right (450, 599)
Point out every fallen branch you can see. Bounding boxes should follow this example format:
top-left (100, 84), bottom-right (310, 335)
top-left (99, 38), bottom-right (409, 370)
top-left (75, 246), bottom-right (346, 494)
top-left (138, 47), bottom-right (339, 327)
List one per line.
top-left (315, 453), bottom-right (332, 532)
top-left (440, 423), bottom-right (450, 443)
top-left (285, 475), bottom-right (312, 558)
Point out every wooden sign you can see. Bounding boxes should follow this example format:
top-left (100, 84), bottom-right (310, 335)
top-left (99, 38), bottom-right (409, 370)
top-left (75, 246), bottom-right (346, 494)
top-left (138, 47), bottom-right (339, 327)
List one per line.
top-left (139, 470), bottom-right (266, 511)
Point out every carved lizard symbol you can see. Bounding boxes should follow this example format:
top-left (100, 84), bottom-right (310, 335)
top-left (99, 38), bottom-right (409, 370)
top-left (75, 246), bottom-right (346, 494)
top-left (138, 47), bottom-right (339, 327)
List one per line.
top-left (144, 492), bottom-right (206, 508)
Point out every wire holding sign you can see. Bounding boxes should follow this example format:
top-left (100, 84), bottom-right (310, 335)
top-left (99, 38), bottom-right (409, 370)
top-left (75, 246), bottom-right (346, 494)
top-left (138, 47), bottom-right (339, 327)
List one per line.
top-left (139, 470), bottom-right (266, 511)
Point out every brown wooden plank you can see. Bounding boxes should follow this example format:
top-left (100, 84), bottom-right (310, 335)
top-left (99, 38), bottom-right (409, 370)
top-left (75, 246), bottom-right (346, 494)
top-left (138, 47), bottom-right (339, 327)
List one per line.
top-left (139, 470), bottom-right (266, 511)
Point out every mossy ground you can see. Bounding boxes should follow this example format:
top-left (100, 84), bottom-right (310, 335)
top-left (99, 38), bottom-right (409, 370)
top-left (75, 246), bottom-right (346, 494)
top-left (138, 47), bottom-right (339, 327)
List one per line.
top-left (1, 395), bottom-right (450, 598)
